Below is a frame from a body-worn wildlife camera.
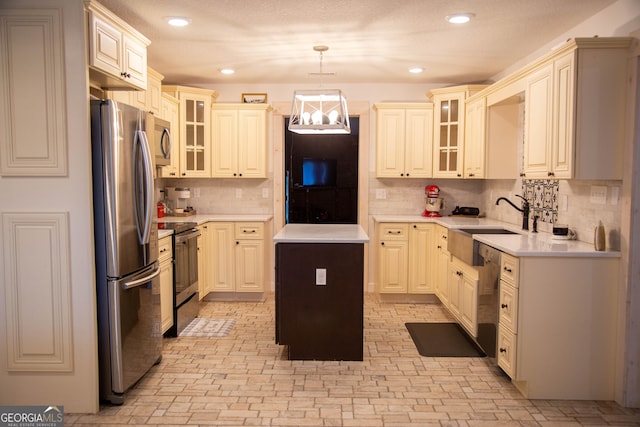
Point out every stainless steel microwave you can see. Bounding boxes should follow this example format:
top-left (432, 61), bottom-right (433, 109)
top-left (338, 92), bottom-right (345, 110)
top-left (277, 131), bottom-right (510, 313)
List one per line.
top-left (148, 114), bottom-right (171, 166)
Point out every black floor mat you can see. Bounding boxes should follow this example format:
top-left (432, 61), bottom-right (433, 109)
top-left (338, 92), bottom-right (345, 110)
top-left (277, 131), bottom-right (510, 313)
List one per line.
top-left (405, 322), bottom-right (486, 357)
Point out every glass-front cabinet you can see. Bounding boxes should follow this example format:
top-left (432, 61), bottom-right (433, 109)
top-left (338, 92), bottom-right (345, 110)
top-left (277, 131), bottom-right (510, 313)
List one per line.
top-left (429, 85), bottom-right (487, 178)
top-left (162, 85), bottom-right (218, 177)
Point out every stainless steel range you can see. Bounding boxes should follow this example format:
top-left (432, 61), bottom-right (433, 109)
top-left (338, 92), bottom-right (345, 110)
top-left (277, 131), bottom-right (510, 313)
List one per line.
top-left (161, 222), bottom-right (200, 336)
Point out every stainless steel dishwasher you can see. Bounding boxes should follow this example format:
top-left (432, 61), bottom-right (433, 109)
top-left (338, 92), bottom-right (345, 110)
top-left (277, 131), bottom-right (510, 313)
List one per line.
top-left (475, 242), bottom-right (502, 360)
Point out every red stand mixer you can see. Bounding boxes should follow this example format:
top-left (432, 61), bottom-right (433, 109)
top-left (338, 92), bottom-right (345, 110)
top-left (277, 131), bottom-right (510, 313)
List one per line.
top-left (422, 185), bottom-right (445, 217)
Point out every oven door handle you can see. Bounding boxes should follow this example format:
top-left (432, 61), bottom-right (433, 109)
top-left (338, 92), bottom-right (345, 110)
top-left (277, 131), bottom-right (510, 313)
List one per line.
top-left (175, 229), bottom-right (201, 244)
top-left (122, 268), bottom-right (160, 290)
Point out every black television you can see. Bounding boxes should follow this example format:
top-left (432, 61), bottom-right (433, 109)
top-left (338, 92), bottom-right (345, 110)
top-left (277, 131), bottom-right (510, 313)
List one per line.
top-left (302, 158), bottom-right (337, 187)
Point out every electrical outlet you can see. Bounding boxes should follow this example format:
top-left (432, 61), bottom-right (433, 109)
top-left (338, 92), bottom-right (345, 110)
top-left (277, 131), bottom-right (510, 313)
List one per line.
top-left (590, 185), bottom-right (607, 205)
top-left (235, 188), bottom-right (242, 199)
top-left (262, 188), bottom-right (269, 198)
top-left (559, 194), bottom-right (569, 211)
top-left (315, 268), bottom-right (327, 285)
top-left (192, 187), bottom-right (200, 198)
top-left (376, 189), bottom-right (387, 200)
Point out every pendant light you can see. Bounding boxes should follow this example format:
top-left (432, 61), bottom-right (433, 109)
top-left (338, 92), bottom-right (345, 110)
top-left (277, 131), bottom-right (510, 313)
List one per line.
top-left (288, 46), bottom-right (350, 134)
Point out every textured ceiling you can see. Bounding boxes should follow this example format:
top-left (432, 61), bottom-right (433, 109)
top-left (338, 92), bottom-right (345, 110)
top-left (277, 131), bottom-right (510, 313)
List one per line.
top-left (98, 0), bottom-right (616, 85)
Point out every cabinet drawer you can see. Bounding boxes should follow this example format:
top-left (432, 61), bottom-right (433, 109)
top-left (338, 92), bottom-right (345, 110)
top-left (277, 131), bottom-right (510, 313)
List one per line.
top-left (235, 222), bottom-right (264, 240)
top-left (497, 328), bottom-right (516, 378)
top-left (436, 225), bottom-right (448, 251)
top-left (159, 236), bottom-right (173, 262)
top-left (500, 253), bottom-right (519, 285)
top-left (378, 223), bottom-right (408, 241)
top-left (499, 280), bottom-right (518, 332)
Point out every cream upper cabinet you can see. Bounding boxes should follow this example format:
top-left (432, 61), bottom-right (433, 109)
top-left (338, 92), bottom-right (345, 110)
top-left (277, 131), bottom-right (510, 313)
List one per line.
top-left (162, 86), bottom-right (218, 178)
top-left (429, 85), bottom-right (487, 178)
top-left (463, 96), bottom-right (487, 179)
top-left (158, 93), bottom-right (180, 178)
top-left (86, 0), bottom-right (149, 91)
top-left (521, 38), bottom-right (631, 180)
top-left (107, 66), bottom-right (164, 113)
top-left (211, 104), bottom-right (270, 178)
top-left (373, 103), bottom-right (433, 178)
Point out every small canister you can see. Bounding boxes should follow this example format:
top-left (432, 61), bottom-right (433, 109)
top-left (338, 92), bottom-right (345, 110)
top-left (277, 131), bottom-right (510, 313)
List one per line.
top-left (157, 202), bottom-right (165, 219)
top-left (594, 221), bottom-right (606, 251)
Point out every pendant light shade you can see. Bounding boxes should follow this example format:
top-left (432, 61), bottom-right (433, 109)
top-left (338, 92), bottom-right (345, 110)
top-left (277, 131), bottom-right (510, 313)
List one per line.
top-left (288, 46), bottom-right (350, 134)
top-left (288, 89), bottom-right (350, 134)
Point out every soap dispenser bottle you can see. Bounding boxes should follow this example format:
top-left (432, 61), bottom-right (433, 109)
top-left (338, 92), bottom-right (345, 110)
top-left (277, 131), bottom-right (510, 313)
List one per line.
top-left (594, 221), bottom-right (606, 251)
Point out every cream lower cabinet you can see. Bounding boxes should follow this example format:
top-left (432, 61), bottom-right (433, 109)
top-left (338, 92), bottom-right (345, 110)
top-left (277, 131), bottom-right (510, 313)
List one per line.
top-left (446, 256), bottom-right (479, 336)
top-left (497, 253), bottom-right (619, 400)
top-left (158, 235), bottom-right (174, 334)
top-left (206, 221), bottom-right (270, 300)
top-left (197, 224), bottom-right (212, 300)
top-left (433, 225), bottom-right (450, 306)
top-left (376, 222), bottom-right (434, 294)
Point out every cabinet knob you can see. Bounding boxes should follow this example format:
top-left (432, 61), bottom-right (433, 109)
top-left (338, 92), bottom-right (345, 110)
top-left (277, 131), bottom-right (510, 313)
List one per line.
top-left (381, 242), bottom-right (385, 246)
top-left (519, 172), bottom-right (526, 177)
top-left (499, 348), bottom-right (507, 353)
top-left (504, 267), bottom-right (512, 273)
top-left (413, 224), bottom-right (417, 228)
top-left (457, 173), bottom-right (462, 177)
top-left (501, 303), bottom-right (508, 308)
top-left (406, 173), bottom-right (410, 177)
top-left (437, 245), bottom-right (441, 249)
top-left (469, 173), bottom-right (475, 177)
top-left (548, 171), bottom-right (555, 177)
top-left (236, 241), bottom-right (239, 245)
top-left (400, 173), bottom-right (404, 177)
top-left (239, 173), bottom-right (243, 177)
top-left (456, 271), bottom-right (463, 276)
top-left (120, 72), bottom-right (131, 78)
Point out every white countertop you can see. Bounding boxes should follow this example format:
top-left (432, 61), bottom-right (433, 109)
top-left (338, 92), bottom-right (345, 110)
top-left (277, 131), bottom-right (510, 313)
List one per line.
top-left (274, 224), bottom-right (370, 243)
top-left (373, 215), bottom-right (619, 258)
top-left (159, 214), bottom-right (272, 226)
top-left (158, 229), bottom-right (173, 239)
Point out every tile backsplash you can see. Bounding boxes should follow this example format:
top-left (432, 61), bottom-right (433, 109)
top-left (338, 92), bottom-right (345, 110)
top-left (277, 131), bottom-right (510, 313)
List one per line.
top-left (522, 179), bottom-right (559, 224)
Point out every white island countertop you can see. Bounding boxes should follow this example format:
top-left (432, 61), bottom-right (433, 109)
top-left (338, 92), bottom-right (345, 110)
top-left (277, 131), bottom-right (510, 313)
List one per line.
top-left (274, 224), bottom-right (369, 244)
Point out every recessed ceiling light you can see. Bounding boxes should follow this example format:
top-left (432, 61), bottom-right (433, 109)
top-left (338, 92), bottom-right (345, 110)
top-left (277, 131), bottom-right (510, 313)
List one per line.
top-left (166, 16), bottom-right (191, 27)
top-left (220, 68), bottom-right (235, 75)
top-left (409, 67), bottom-right (424, 74)
top-left (446, 13), bottom-right (474, 24)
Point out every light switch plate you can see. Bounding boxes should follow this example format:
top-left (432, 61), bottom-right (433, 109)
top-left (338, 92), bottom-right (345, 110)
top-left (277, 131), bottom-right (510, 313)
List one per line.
top-left (590, 185), bottom-right (607, 205)
top-left (376, 189), bottom-right (387, 199)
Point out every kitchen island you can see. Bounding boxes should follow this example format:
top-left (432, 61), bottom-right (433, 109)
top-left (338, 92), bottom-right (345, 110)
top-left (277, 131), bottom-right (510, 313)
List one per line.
top-left (274, 224), bottom-right (369, 360)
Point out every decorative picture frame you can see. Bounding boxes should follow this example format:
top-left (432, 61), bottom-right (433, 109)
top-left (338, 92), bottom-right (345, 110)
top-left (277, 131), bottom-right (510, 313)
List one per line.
top-left (241, 93), bottom-right (268, 104)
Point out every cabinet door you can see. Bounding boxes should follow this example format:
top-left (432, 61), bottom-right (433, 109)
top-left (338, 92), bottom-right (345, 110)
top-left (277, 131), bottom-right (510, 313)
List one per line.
top-left (434, 226), bottom-right (450, 306)
top-left (209, 223), bottom-right (235, 292)
top-left (433, 93), bottom-right (464, 178)
top-left (181, 94), bottom-right (211, 177)
top-left (89, 13), bottom-right (123, 79)
top-left (375, 109), bottom-right (406, 177)
top-left (404, 107), bottom-right (433, 178)
top-left (378, 240), bottom-right (408, 293)
top-left (121, 33), bottom-right (146, 90)
top-left (464, 97), bottom-right (486, 178)
top-left (159, 258), bottom-right (174, 334)
top-left (459, 269), bottom-right (478, 336)
top-left (159, 94), bottom-right (180, 178)
top-left (235, 239), bottom-right (264, 292)
top-left (408, 224), bottom-right (434, 293)
top-left (497, 328), bottom-right (516, 378)
top-left (523, 63), bottom-right (553, 178)
top-left (551, 52), bottom-right (575, 179)
top-left (211, 109), bottom-right (238, 177)
top-left (446, 262), bottom-right (462, 319)
top-left (238, 109), bottom-right (267, 178)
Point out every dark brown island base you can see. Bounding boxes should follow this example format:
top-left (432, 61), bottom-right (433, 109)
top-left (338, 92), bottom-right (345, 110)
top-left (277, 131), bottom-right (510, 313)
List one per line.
top-left (274, 224), bottom-right (370, 361)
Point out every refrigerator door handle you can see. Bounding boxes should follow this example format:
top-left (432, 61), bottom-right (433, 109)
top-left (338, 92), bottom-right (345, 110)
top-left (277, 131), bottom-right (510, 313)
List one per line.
top-left (122, 267), bottom-right (160, 290)
top-left (133, 128), bottom-right (154, 245)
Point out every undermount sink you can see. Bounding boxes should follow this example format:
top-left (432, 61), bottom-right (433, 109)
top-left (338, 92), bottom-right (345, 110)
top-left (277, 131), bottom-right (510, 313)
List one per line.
top-left (447, 227), bottom-right (519, 266)
top-left (456, 228), bottom-right (519, 235)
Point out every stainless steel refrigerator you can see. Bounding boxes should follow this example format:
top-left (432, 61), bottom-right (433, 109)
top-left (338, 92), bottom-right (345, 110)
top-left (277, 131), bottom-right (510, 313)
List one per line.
top-left (90, 99), bottom-right (162, 405)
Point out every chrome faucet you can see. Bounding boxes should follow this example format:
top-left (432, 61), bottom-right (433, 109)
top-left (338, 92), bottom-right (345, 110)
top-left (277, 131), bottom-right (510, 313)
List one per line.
top-left (496, 195), bottom-right (530, 231)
